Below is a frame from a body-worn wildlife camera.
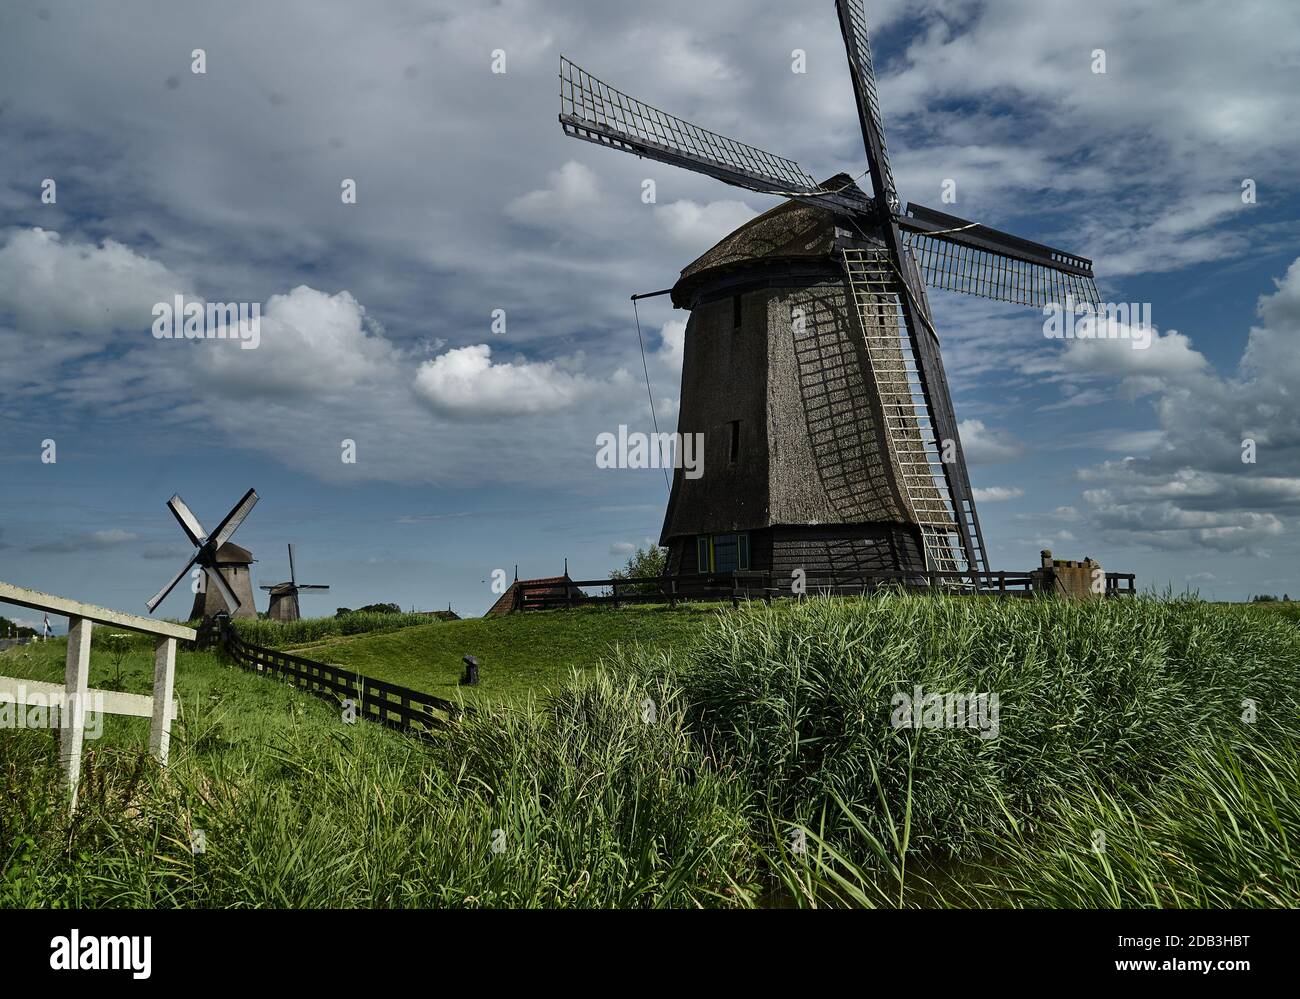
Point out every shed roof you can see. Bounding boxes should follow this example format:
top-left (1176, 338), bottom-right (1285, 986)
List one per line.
top-left (484, 575), bottom-right (582, 617)
top-left (212, 541), bottom-right (254, 565)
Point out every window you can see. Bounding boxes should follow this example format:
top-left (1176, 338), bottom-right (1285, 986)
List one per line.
top-left (696, 532), bottom-right (751, 573)
top-left (728, 420), bottom-right (740, 465)
top-left (713, 533), bottom-right (739, 572)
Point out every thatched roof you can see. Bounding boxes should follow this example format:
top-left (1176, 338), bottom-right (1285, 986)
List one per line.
top-left (671, 175), bottom-right (861, 308)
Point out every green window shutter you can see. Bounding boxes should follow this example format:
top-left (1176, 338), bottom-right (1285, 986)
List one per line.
top-left (696, 536), bottom-right (711, 573)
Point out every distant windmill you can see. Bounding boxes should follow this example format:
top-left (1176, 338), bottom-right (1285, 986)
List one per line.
top-left (558, 0), bottom-right (1102, 580)
top-left (261, 544), bottom-right (330, 622)
top-left (147, 488), bottom-right (260, 620)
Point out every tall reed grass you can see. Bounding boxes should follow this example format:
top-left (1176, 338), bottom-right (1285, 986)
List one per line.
top-left (633, 593), bottom-right (1300, 858)
top-left (229, 611), bottom-right (431, 649)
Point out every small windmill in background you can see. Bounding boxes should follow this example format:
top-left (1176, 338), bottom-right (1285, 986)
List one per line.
top-left (261, 544), bottom-right (330, 622)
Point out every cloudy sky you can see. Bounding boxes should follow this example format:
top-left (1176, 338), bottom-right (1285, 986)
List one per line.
top-left (1, 0), bottom-right (1298, 625)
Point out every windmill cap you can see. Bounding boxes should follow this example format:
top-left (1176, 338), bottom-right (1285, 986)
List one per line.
top-left (212, 541), bottom-right (255, 565)
top-left (671, 175), bottom-right (867, 308)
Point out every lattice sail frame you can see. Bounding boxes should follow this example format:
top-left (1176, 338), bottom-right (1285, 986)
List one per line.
top-left (559, 57), bottom-right (818, 196)
top-left (904, 230), bottom-right (1101, 307)
top-left (837, 0), bottom-right (898, 210)
top-left (841, 246), bottom-right (967, 574)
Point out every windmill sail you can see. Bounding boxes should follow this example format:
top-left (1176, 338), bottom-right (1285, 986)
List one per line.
top-left (559, 58), bottom-right (872, 216)
top-left (901, 203), bottom-right (1100, 307)
top-left (835, 0), bottom-right (898, 210)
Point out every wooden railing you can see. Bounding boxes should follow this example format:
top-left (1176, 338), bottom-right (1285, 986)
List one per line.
top-left (203, 617), bottom-right (472, 738)
top-left (515, 569), bottom-right (1138, 611)
top-left (0, 580), bottom-right (195, 811)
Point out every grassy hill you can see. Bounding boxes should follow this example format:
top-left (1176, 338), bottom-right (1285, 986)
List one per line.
top-left (2, 595), bottom-right (1298, 908)
top-left (279, 605), bottom-right (720, 708)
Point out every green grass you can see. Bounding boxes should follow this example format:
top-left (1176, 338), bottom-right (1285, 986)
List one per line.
top-left (228, 611), bottom-right (434, 649)
top-left (3, 594), bottom-right (1297, 908)
top-left (282, 604), bottom-right (719, 709)
top-left (0, 641), bottom-right (753, 907)
top-left (967, 721), bottom-right (1300, 908)
top-left (646, 593), bottom-right (1300, 859)
top-left (772, 720), bottom-right (1300, 909)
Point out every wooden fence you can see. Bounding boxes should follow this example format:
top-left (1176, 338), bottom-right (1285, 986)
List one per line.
top-left (200, 617), bottom-right (472, 738)
top-left (0, 580), bottom-right (193, 811)
top-left (516, 568), bottom-right (1138, 612)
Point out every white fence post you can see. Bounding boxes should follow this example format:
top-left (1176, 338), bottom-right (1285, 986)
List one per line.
top-left (149, 636), bottom-right (177, 763)
top-left (1, 580), bottom-right (196, 814)
top-left (61, 616), bottom-right (93, 808)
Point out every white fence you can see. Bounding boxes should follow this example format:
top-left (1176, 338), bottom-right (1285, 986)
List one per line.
top-left (0, 581), bottom-right (195, 811)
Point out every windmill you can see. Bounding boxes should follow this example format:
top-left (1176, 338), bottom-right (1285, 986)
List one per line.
top-left (260, 544), bottom-right (330, 621)
top-left (558, 1), bottom-right (1101, 583)
top-left (147, 488), bottom-right (260, 620)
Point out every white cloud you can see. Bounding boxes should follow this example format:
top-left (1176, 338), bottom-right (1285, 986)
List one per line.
top-left (655, 199), bottom-right (757, 249)
top-left (973, 486), bottom-right (1023, 502)
top-left (412, 343), bottom-right (603, 418)
top-left (959, 419), bottom-right (1021, 463)
top-left (29, 529), bottom-right (140, 553)
top-left (1033, 328), bottom-right (1209, 386)
top-left (656, 319), bottom-right (686, 372)
top-left (505, 161), bottom-right (604, 230)
top-left (195, 286), bottom-right (397, 397)
top-left (0, 228), bottom-right (187, 336)
top-left (1022, 260), bottom-right (1300, 557)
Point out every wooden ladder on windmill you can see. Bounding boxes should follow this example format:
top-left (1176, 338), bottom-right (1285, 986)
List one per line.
top-left (842, 246), bottom-right (969, 582)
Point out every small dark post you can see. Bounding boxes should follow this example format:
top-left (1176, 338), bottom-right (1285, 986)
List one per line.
top-left (668, 577), bottom-right (677, 609)
top-left (612, 579), bottom-right (620, 608)
top-left (461, 654), bottom-right (480, 686)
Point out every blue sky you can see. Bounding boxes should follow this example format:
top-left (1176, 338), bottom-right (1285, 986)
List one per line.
top-left (2, 0), bottom-right (1300, 629)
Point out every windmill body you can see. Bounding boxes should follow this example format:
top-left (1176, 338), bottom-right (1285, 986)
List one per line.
top-left (264, 584), bottom-right (301, 622)
top-left (558, 0), bottom-right (1101, 581)
top-left (261, 544), bottom-right (329, 622)
top-left (660, 192), bottom-right (940, 577)
top-left (189, 542), bottom-right (258, 620)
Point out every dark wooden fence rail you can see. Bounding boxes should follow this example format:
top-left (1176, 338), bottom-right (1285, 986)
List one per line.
top-left (196, 617), bottom-right (472, 738)
top-left (516, 569), bottom-right (1138, 611)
